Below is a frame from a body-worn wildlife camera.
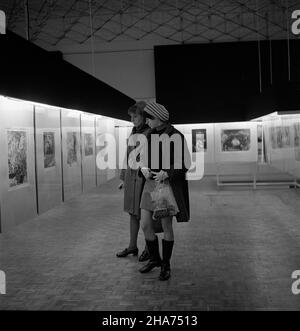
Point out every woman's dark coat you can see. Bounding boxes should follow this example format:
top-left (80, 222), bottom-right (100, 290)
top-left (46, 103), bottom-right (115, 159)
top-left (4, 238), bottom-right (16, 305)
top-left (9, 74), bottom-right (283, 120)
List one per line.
top-left (145, 123), bottom-right (191, 223)
top-left (120, 123), bottom-right (151, 220)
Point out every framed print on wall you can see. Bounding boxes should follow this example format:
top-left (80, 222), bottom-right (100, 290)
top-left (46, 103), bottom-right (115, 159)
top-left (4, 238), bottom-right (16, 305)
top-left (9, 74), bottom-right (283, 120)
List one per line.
top-left (43, 132), bottom-right (56, 168)
top-left (221, 129), bottom-right (251, 152)
top-left (192, 128), bottom-right (207, 152)
top-left (7, 129), bottom-right (28, 188)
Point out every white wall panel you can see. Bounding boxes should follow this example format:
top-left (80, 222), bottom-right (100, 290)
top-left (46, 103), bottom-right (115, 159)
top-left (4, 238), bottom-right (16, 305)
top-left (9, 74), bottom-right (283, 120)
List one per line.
top-left (0, 98), bottom-right (37, 232)
top-left (96, 117), bottom-right (116, 184)
top-left (175, 123), bottom-right (216, 175)
top-left (61, 109), bottom-right (82, 201)
top-left (35, 106), bottom-right (62, 214)
top-left (81, 113), bottom-right (96, 192)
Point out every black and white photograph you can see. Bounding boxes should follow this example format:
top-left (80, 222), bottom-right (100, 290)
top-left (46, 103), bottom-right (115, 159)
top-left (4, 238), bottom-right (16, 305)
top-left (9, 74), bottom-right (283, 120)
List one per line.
top-left (84, 133), bottom-right (94, 156)
top-left (66, 132), bottom-right (79, 166)
top-left (294, 122), bottom-right (300, 161)
top-left (221, 129), bottom-right (251, 152)
top-left (192, 128), bottom-right (207, 152)
top-left (43, 132), bottom-right (56, 168)
top-left (7, 130), bottom-right (28, 188)
top-left (1, 0), bottom-right (300, 322)
top-left (270, 126), bottom-right (291, 149)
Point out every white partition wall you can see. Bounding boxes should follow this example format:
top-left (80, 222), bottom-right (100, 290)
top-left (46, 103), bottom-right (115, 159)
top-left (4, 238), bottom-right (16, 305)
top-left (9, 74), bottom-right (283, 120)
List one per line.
top-left (262, 113), bottom-right (300, 180)
top-left (0, 97), bottom-right (37, 232)
top-left (175, 123), bottom-right (216, 175)
top-left (35, 106), bottom-right (62, 214)
top-left (81, 113), bottom-right (96, 192)
top-left (96, 116), bottom-right (116, 184)
top-left (105, 118), bottom-right (116, 181)
top-left (61, 109), bottom-right (82, 201)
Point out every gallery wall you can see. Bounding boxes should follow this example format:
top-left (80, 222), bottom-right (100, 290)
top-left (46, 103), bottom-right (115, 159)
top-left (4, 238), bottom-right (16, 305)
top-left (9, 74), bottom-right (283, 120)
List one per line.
top-left (261, 112), bottom-right (300, 180)
top-left (0, 96), bottom-right (131, 233)
top-left (174, 117), bottom-right (300, 181)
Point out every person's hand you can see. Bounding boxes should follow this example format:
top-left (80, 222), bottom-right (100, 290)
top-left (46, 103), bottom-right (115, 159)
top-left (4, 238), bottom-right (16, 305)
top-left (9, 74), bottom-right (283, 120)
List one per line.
top-left (118, 182), bottom-right (124, 190)
top-left (141, 167), bottom-right (152, 179)
top-left (152, 170), bottom-right (168, 182)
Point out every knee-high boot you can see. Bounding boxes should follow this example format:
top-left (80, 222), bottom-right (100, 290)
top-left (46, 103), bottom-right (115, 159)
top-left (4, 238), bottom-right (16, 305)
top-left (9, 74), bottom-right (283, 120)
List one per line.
top-left (139, 236), bottom-right (161, 273)
top-left (159, 239), bottom-right (174, 281)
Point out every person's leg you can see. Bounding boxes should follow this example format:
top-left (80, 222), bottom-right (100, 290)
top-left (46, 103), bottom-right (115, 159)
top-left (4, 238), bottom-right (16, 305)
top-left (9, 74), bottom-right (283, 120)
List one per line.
top-left (139, 209), bottom-right (161, 273)
top-left (128, 214), bottom-right (139, 250)
top-left (140, 209), bottom-right (156, 241)
top-left (159, 216), bottom-right (174, 281)
top-left (161, 216), bottom-right (174, 241)
top-left (116, 214), bottom-right (139, 258)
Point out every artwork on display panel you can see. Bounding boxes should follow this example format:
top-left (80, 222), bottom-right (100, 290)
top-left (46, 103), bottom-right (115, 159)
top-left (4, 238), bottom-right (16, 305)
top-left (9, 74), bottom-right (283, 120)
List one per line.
top-left (7, 130), bottom-right (28, 187)
top-left (84, 133), bottom-right (94, 156)
top-left (43, 132), bottom-right (56, 168)
top-left (221, 129), bottom-right (251, 152)
top-left (294, 123), bottom-right (300, 161)
top-left (67, 132), bottom-right (79, 166)
top-left (270, 126), bottom-right (291, 149)
top-left (192, 129), bottom-right (207, 152)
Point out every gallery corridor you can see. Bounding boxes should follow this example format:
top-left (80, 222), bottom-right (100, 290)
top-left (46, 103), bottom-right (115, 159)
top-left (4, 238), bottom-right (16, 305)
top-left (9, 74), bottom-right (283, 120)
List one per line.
top-left (0, 177), bottom-right (300, 311)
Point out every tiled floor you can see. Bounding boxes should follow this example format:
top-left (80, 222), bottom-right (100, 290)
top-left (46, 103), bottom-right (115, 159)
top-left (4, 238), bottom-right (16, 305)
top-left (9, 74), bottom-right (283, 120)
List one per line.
top-left (1, 176), bottom-right (300, 310)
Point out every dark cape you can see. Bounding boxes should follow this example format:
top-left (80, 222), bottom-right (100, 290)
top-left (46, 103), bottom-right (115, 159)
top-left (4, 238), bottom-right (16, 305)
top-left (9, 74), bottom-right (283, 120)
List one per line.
top-left (147, 123), bottom-right (191, 223)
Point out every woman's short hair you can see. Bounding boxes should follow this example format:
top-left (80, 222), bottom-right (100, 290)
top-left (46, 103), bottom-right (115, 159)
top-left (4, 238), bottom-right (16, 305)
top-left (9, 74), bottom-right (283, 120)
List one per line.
top-left (127, 101), bottom-right (147, 118)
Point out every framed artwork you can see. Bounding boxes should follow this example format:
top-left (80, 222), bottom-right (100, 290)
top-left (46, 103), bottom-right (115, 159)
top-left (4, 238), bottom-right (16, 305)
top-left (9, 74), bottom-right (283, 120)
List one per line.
top-left (7, 130), bottom-right (28, 187)
top-left (84, 133), bottom-right (94, 156)
top-left (270, 126), bottom-right (291, 149)
top-left (192, 129), bottom-right (207, 152)
top-left (67, 132), bottom-right (79, 166)
top-left (43, 132), bottom-right (56, 168)
top-left (221, 129), bottom-right (251, 152)
top-left (294, 123), bottom-right (300, 161)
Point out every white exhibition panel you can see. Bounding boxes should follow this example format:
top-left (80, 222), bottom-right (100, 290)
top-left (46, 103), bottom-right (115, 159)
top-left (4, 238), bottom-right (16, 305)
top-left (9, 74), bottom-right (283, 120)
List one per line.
top-left (0, 98), bottom-right (37, 231)
top-left (96, 116), bottom-right (107, 185)
top-left (106, 118), bottom-right (116, 181)
top-left (96, 116), bottom-right (116, 184)
top-left (175, 123), bottom-right (216, 175)
top-left (61, 109), bottom-right (82, 201)
top-left (81, 113), bottom-right (96, 192)
top-left (214, 121), bottom-right (258, 164)
top-left (35, 106), bottom-right (62, 214)
top-left (263, 115), bottom-right (300, 179)
top-left (116, 126), bottom-right (132, 176)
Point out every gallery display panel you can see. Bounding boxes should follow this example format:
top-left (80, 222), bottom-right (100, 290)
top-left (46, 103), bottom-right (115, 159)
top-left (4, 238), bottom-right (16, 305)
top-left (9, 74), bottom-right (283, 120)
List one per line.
top-left (0, 97), bottom-right (37, 231)
top-left (175, 123), bottom-right (215, 175)
top-left (96, 116), bottom-right (116, 184)
top-left (35, 105), bottom-right (62, 214)
top-left (61, 109), bottom-right (82, 201)
top-left (262, 113), bottom-right (300, 179)
top-left (81, 113), bottom-right (96, 192)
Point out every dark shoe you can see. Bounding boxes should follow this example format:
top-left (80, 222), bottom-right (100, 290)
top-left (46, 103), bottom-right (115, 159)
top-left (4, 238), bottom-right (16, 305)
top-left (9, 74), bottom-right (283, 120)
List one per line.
top-left (139, 236), bottom-right (161, 273)
top-left (159, 239), bottom-right (174, 281)
top-left (159, 262), bottom-right (171, 281)
top-left (116, 247), bottom-right (138, 258)
top-left (138, 247), bottom-right (150, 262)
top-left (139, 260), bottom-right (161, 273)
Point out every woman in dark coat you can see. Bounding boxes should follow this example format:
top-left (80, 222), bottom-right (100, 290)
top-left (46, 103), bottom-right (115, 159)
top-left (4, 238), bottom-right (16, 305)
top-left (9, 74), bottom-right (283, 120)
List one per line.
top-left (139, 102), bottom-right (191, 281)
top-left (116, 102), bottom-right (151, 261)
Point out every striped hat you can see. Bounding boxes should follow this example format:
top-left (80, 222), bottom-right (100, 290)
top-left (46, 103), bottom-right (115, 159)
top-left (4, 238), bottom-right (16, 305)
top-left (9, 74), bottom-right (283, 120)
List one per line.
top-left (144, 102), bottom-right (169, 122)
